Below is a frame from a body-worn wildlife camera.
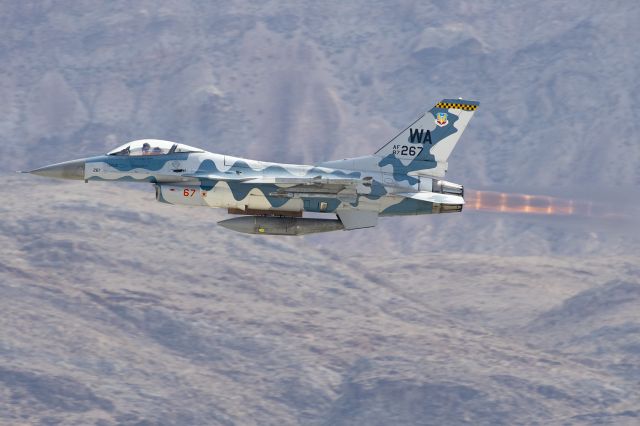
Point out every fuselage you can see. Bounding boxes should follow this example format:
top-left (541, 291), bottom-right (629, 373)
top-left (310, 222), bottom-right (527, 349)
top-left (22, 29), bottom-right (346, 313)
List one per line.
top-left (81, 149), bottom-right (447, 216)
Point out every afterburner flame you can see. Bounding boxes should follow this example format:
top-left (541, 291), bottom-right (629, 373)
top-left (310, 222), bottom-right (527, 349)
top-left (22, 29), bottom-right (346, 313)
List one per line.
top-left (465, 190), bottom-right (588, 217)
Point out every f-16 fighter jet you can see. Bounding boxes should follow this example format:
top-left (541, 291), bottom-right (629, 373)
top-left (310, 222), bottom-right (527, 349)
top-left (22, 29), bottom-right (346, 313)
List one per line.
top-left (25, 99), bottom-right (478, 235)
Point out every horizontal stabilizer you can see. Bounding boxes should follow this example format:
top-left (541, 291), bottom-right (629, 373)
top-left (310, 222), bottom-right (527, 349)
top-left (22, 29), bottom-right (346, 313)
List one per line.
top-left (397, 191), bottom-right (465, 205)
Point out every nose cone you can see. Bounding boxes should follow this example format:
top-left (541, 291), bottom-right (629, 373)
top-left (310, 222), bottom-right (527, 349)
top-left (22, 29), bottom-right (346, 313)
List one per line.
top-left (29, 159), bottom-right (86, 180)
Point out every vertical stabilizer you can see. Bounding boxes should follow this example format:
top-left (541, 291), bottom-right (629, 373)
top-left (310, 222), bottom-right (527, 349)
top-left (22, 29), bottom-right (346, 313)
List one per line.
top-left (374, 99), bottom-right (479, 177)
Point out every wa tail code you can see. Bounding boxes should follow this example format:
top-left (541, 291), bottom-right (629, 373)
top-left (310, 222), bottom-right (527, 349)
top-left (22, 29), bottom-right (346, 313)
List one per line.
top-left (409, 128), bottom-right (432, 144)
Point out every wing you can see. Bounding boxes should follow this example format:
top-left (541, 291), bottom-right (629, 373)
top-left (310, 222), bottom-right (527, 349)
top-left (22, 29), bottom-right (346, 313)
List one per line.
top-left (259, 175), bottom-right (373, 204)
top-left (183, 172), bottom-right (372, 203)
top-left (182, 172), bottom-right (369, 186)
top-left (242, 176), bottom-right (367, 186)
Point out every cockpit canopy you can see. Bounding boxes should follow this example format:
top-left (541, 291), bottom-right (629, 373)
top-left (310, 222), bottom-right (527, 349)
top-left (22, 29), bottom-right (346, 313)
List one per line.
top-left (107, 139), bottom-right (204, 156)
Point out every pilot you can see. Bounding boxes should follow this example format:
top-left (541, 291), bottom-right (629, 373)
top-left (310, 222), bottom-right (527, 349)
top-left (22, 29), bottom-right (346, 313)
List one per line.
top-left (142, 142), bottom-right (151, 155)
top-left (152, 146), bottom-right (163, 155)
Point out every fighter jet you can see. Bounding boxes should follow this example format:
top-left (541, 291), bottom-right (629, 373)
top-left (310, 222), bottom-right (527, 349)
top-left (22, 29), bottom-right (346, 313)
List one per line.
top-left (25, 99), bottom-right (478, 235)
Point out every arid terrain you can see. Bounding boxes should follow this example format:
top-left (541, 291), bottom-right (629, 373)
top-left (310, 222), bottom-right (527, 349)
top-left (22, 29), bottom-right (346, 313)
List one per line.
top-left (1, 1), bottom-right (639, 424)
top-left (1, 177), bottom-right (638, 425)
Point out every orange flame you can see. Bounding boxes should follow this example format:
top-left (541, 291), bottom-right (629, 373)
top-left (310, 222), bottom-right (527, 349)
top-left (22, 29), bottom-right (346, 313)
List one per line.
top-left (465, 190), bottom-right (591, 217)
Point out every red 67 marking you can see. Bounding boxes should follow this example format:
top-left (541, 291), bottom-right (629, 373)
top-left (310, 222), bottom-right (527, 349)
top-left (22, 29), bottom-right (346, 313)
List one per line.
top-left (183, 188), bottom-right (197, 197)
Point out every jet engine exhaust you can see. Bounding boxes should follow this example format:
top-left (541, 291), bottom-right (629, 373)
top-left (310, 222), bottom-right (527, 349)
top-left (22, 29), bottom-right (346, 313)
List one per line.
top-left (465, 190), bottom-right (628, 220)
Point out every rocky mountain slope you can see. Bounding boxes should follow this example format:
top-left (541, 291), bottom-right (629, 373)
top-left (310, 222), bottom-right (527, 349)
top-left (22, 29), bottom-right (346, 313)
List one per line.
top-left (2, 1), bottom-right (639, 188)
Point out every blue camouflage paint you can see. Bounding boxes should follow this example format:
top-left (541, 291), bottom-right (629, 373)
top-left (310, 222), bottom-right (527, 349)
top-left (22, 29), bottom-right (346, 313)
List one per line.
top-left (100, 153), bottom-right (190, 172)
top-left (229, 161), bottom-right (362, 180)
top-left (193, 160), bottom-right (223, 191)
top-left (380, 198), bottom-right (433, 216)
top-left (88, 175), bottom-right (158, 183)
top-left (193, 159), bottom-right (363, 208)
top-left (423, 107), bottom-right (460, 162)
top-left (198, 180), bottom-right (219, 191)
top-left (227, 182), bottom-right (289, 208)
top-left (378, 109), bottom-right (460, 181)
top-left (376, 157), bottom-right (423, 184)
top-left (364, 178), bottom-right (387, 200)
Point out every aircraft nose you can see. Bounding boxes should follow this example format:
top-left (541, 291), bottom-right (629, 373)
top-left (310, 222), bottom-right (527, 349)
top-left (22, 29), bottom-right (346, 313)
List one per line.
top-left (28, 159), bottom-right (86, 180)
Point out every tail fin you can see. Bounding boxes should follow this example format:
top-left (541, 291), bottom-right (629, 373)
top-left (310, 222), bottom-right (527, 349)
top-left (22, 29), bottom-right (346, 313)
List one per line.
top-left (375, 99), bottom-right (479, 177)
